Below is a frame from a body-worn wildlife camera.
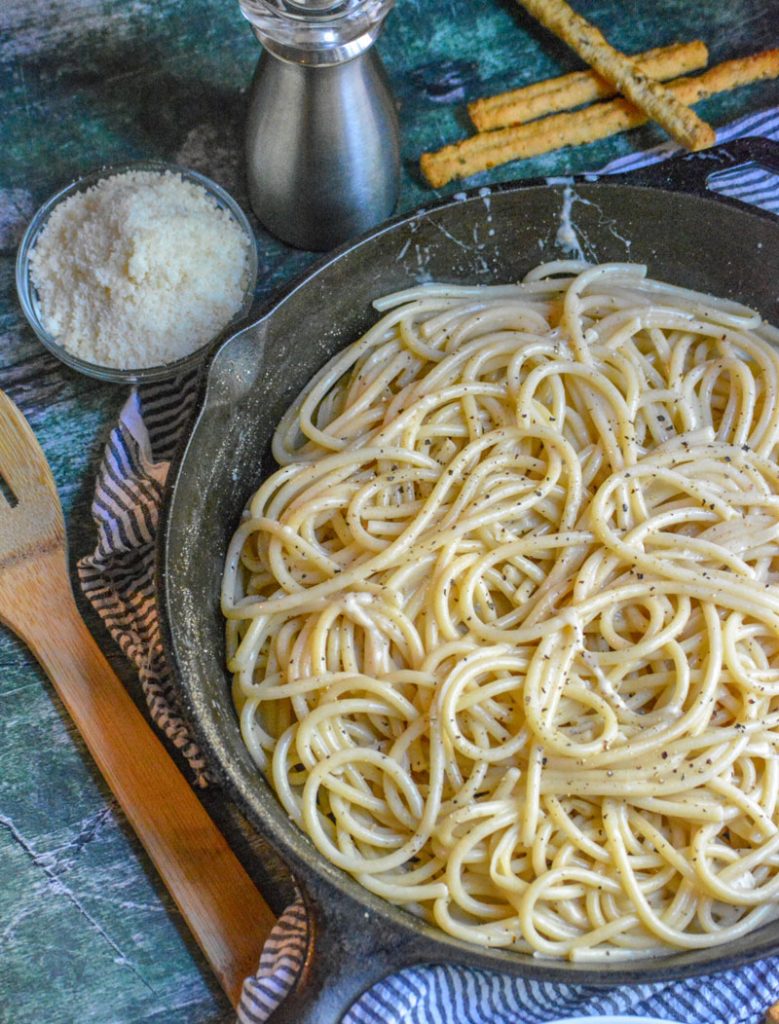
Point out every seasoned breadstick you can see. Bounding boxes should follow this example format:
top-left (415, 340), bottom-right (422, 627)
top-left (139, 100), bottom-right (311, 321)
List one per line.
top-left (469, 41), bottom-right (708, 131)
top-left (420, 50), bottom-right (779, 188)
top-left (516, 0), bottom-right (715, 151)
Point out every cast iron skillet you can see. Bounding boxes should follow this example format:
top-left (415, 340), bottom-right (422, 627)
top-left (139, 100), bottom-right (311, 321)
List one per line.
top-left (160, 138), bottom-right (779, 1023)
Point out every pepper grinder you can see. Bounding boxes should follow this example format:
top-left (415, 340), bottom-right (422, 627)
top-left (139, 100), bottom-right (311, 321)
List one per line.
top-left (239, 0), bottom-right (400, 251)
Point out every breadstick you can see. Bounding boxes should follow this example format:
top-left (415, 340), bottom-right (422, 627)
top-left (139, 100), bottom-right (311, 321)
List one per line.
top-left (469, 41), bottom-right (708, 131)
top-left (516, 0), bottom-right (715, 151)
top-left (420, 50), bottom-right (779, 188)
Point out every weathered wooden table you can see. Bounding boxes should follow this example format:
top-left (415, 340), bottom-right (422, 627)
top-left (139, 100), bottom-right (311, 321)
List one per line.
top-left (1, 1), bottom-right (777, 1021)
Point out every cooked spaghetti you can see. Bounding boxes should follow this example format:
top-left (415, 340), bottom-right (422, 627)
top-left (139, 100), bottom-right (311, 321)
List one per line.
top-left (222, 262), bottom-right (779, 959)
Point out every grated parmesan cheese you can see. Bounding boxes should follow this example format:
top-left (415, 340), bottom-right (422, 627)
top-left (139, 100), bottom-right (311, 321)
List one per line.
top-left (29, 170), bottom-right (252, 370)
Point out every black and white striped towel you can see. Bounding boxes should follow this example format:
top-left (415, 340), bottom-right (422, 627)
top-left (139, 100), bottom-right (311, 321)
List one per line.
top-left (79, 108), bottom-right (779, 1024)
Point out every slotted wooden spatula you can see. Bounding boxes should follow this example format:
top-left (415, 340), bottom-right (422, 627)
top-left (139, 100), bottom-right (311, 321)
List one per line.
top-left (0, 388), bottom-right (275, 1006)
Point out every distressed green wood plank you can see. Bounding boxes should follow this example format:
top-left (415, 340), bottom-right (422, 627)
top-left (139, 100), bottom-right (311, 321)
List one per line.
top-left (0, 0), bottom-right (777, 1020)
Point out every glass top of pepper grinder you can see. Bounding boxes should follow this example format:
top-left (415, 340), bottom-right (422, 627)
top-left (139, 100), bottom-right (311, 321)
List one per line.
top-left (238, 0), bottom-right (396, 64)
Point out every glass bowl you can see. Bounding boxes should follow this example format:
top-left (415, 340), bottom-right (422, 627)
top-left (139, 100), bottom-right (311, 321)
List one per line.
top-left (15, 160), bottom-right (259, 385)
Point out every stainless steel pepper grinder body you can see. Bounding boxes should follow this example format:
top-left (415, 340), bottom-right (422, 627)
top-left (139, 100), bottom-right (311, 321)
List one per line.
top-left (240, 0), bottom-right (400, 251)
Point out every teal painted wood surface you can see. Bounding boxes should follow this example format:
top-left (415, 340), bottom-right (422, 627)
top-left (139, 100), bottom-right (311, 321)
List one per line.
top-left (1, 0), bottom-right (778, 1021)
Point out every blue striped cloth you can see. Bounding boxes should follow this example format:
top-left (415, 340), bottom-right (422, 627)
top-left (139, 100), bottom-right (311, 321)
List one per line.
top-left (79, 107), bottom-right (779, 1024)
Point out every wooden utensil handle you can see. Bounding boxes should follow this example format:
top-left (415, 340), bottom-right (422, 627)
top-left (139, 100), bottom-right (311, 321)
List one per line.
top-left (6, 549), bottom-right (275, 1007)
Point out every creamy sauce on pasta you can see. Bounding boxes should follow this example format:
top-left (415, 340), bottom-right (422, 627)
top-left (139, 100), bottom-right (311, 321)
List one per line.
top-left (222, 262), bottom-right (779, 960)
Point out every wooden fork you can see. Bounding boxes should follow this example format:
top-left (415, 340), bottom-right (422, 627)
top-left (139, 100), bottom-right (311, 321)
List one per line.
top-left (0, 388), bottom-right (275, 1006)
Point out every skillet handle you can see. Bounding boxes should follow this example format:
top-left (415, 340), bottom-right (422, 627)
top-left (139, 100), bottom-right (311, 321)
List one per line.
top-left (603, 136), bottom-right (779, 197)
top-left (268, 874), bottom-right (429, 1024)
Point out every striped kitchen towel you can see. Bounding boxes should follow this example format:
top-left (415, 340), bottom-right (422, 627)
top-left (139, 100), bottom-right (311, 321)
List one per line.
top-left (79, 369), bottom-right (210, 786)
top-left (79, 108), bottom-right (779, 1024)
